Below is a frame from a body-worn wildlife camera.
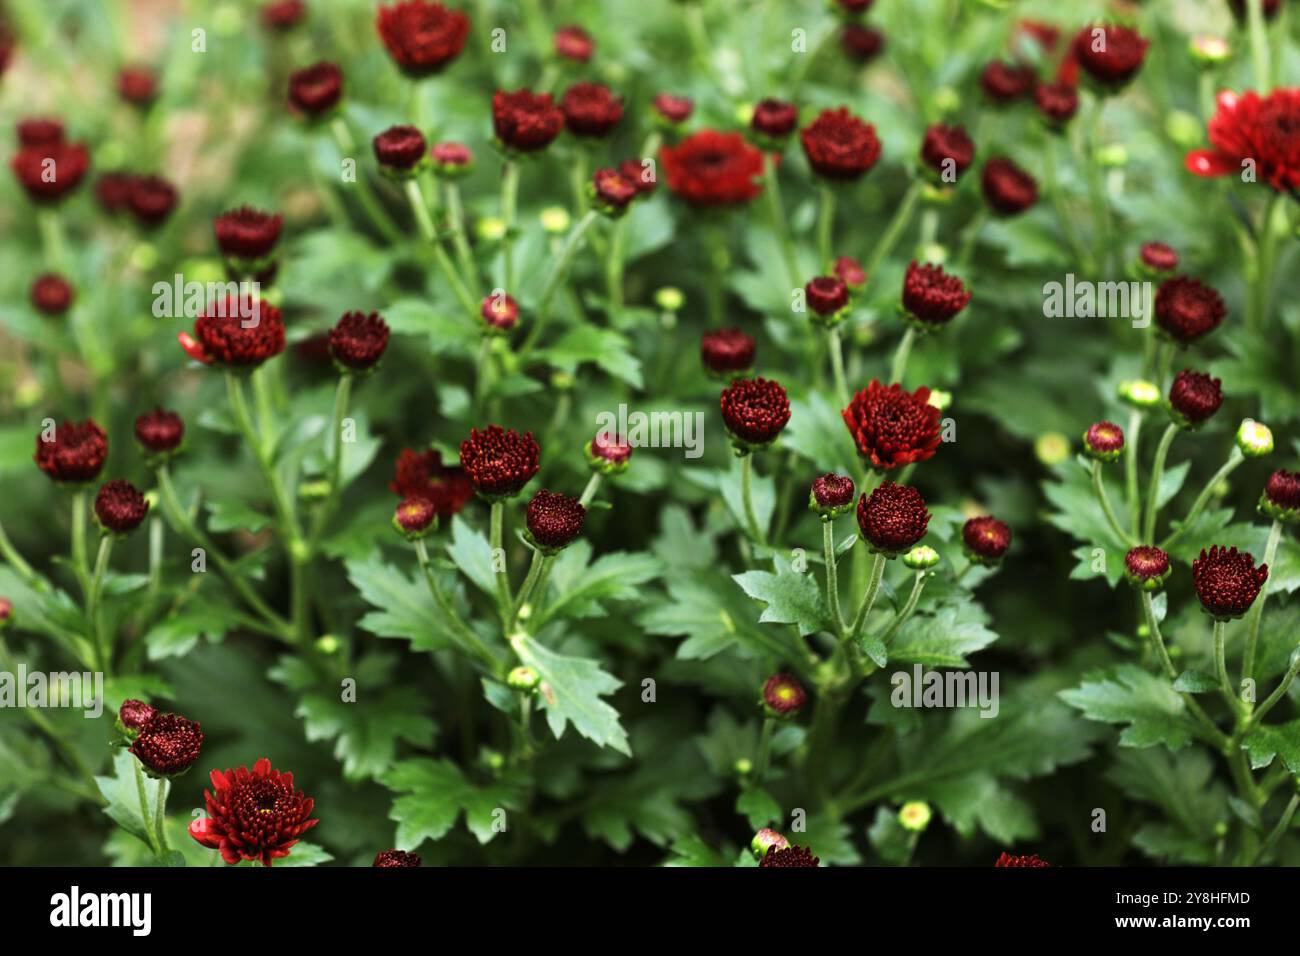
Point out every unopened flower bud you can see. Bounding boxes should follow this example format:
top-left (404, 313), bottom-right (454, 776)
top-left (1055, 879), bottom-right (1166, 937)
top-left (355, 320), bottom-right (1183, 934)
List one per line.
top-left (507, 665), bottom-right (540, 691)
top-left (751, 827), bottom-right (790, 860)
top-left (1237, 419), bottom-right (1274, 458)
top-left (1118, 379), bottom-right (1161, 408)
top-left (903, 545), bottom-right (940, 570)
top-left (898, 800), bottom-right (932, 832)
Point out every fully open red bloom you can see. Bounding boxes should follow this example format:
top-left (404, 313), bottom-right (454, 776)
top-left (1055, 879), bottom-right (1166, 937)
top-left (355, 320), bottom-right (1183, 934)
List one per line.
top-left (190, 758), bottom-right (319, 866)
top-left (857, 481), bottom-right (931, 555)
top-left (701, 328), bottom-right (755, 374)
top-left (126, 175), bottom-right (178, 226)
top-left (11, 140), bottom-right (89, 202)
top-left (1186, 89), bottom-right (1300, 192)
top-left (842, 380), bottom-right (941, 470)
top-left (1193, 545), bottom-right (1269, 620)
top-left (288, 62), bottom-right (343, 116)
top-left (376, 1), bottom-right (469, 76)
top-left (135, 408), bottom-right (184, 454)
top-left (981, 61), bottom-right (1035, 103)
top-left (389, 448), bottom-right (474, 515)
top-left (215, 207), bottom-right (283, 260)
top-left (130, 712), bottom-right (203, 777)
top-left (182, 295), bottom-right (285, 367)
top-left (329, 311), bottom-right (390, 370)
top-left (995, 852), bottom-right (1050, 867)
top-left (561, 81), bottom-right (623, 137)
top-left (526, 489), bottom-right (586, 551)
top-left (920, 124), bottom-right (974, 180)
top-left (493, 89), bottom-right (564, 153)
top-left (30, 273), bottom-right (73, 315)
top-left (554, 25), bottom-right (593, 63)
top-left (759, 845), bottom-right (820, 867)
top-left (35, 419), bottom-right (107, 483)
top-left (800, 107), bottom-right (881, 181)
top-left (1073, 24), bottom-right (1148, 89)
top-left (460, 426), bottom-right (540, 499)
top-left (720, 377), bottom-right (791, 448)
top-left (1155, 277), bottom-right (1226, 344)
top-left (660, 130), bottom-right (764, 206)
top-left (95, 480), bottom-right (150, 534)
top-left (374, 849), bottom-right (422, 867)
top-left (902, 261), bottom-right (970, 327)
top-left (982, 157), bottom-right (1038, 215)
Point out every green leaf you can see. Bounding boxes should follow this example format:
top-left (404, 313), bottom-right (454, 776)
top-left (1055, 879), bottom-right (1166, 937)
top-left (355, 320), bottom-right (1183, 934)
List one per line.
top-left (445, 515), bottom-right (497, 598)
top-left (866, 806), bottom-right (914, 865)
top-left (732, 553), bottom-right (831, 636)
top-left (346, 555), bottom-right (453, 652)
top-left (1242, 719), bottom-right (1300, 773)
top-left (381, 758), bottom-right (524, 847)
top-left (143, 598), bottom-right (230, 659)
top-left (640, 570), bottom-right (805, 663)
top-left (1059, 664), bottom-right (1197, 749)
top-left (715, 457), bottom-right (776, 542)
top-left (889, 603), bottom-right (998, 667)
top-left (510, 632), bottom-right (630, 754)
top-left (782, 390), bottom-right (859, 476)
top-left (541, 326), bottom-right (643, 388)
top-left (1106, 748), bottom-right (1226, 864)
top-left (664, 835), bottom-right (729, 867)
top-left (95, 750), bottom-right (153, 849)
top-left (736, 787), bottom-right (782, 829)
top-left (205, 495), bottom-right (271, 534)
top-left (535, 542), bottom-right (664, 627)
top-left (1172, 670), bottom-right (1219, 694)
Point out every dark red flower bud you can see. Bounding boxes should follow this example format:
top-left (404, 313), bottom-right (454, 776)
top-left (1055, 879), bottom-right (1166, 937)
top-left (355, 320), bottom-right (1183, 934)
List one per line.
top-left (119, 699), bottom-right (157, 731)
top-left (183, 295), bottom-right (285, 367)
top-left (1073, 24), bottom-right (1149, 91)
top-left (805, 275), bottom-right (849, 318)
top-left (130, 712), bottom-right (203, 777)
top-left (288, 62), bottom-right (343, 117)
top-left (1139, 241), bottom-right (1179, 274)
top-left (374, 849), bottom-right (423, 867)
top-left (1155, 277), bottom-right (1226, 345)
top-left (95, 479), bottom-right (150, 534)
top-left (390, 449), bottom-right (474, 515)
top-left (526, 489), bottom-right (586, 552)
top-left (1193, 545), bottom-right (1268, 620)
top-left (430, 141), bottom-right (473, 175)
top-left (492, 89), bottom-right (564, 153)
top-left (591, 167), bottom-right (638, 215)
top-left (376, 0), bottom-right (469, 77)
top-left (393, 495), bottom-right (437, 538)
top-left (1124, 545), bottom-right (1171, 591)
top-left (920, 124), bottom-right (974, 182)
top-left (833, 255), bottom-right (866, 289)
top-left (1034, 82), bottom-right (1079, 127)
top-left (373, 125), bottom-right (428, 173)
top-left (661, 130), bottom-right (764, 206)
top-left (135, 408), bottom-right (184, 455)
top-left (17, 117), bottom-right (64, 146)
top-left (95, 171), bottom-right (135, 213)
top-left (460, 426), bottom-right (540, 499)
top-left (800, 107), bottom-right (881, 181)
top-left (762, 672), bottom-right (807, 717)
top-left (810, 473), bottom-right (855, 517)
top-left (561, 81), bottom-right (624, 138)
top-left (262, 0), bottom-right (307, 31)
top-left (215, 207), bottom-right (283, 260)
top-left (117, 65), bottom-right (157, 106)
top-left (35, 419), bottom-right (108, 484)
top-left (480, 292), bottom-right (519, 332)
top-left (1084, 420), bottom-right (1125, 462)
top-left (329, 311), bottom-right (390, 371)
top-left (835, 0), bottom-right (874, 13)
top-left (963, 515), bottom-right (1011, 564)
top-left (701, 328), bottom-right (756, 375)
top-left (902, 261), bottom-right (971, 328)
top-left (11, 140), bottom-right (90, 202)
top-left (554, 25), bottom-right (593, 63)
top-left (759, 844), bottom-right (820, 867)
top-left (751, 98), bottom-right (799, 143)
top-left (126, 174), bottom-right (178, 226)
top-left (652, 92), bottom-right (693, 125)
top-left (981, 61), bottom-right (1035, 103)
top-left (858, 482), bottom-right (930, 556)
top-left (618, 157), bottom-right (656, 195)
top-left (588, 431), bottom-right (632, 474)
top-left (189, 758), bottom-right (319, 866)
top-left (995, 852), bottom-right (1050, 867)
top-left (840, 23), bottom-right (884, 63)
top-left (842, 380), bottom-right (942, 471)
top-left (981, 157), bottom-right (1038, 215)
top-left (720, 377), bottom-right (791, 450)
top-left (1261, 469), bottom-right (1300, 524)
top-left (30, 273), bottom-right (74, 315)
top-left (1168, 369), bottom-right (1223, 427)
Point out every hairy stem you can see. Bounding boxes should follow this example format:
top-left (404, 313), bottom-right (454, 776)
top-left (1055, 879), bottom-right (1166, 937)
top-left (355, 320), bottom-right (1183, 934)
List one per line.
top-left (1142, 423), bottom-right (1178, 543)
top-left (822, 520), bottom-right (845, 637)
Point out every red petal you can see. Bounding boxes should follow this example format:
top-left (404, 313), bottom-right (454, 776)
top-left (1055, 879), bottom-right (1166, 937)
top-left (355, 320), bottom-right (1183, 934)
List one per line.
top-left (189, 817), bottom-right (222, 849)
top-left (178, 331), bottom-right (212, 363)
top-left (1185, 149), bottom-right (1237, 177)
top-left (253, 757), bottom-right (272, 776)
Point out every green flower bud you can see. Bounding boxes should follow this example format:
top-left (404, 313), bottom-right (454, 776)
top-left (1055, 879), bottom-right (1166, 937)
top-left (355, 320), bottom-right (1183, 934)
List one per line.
top-left (898, 800), bottom-right (932, 832)
top-left (1189, 35), bottom-right (1231, 68)
top-left (315, 634), bottom-right (340, 655)
top-left (733, 757), bottom-right (753, 776)
top-left (1118, 379), bottom-right (1161, 409)
top-left (927, 389), bottom-right (953, 411)
top-left (477, 216), bottom-right (507, 242)
top-left (1237, 419), bottom-right (1274, 458)
top-left (903, 545), bottom-right (940, 570)
top-left (655, 286), bottom-right (685, 312)
top-left (751, 827), bottom-right (790, 860)
top-left (539, 206), bottom-right (570, 235)
top-left (507, 665), bottom-right (540, 691)
top-left (1035, 432), bottom-right (1070, 466)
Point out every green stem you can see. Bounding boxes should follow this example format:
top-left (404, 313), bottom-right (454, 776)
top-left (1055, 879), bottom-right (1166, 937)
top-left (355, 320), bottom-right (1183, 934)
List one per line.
top-left (1141, 591), bottom-right (1230, 749)
top-left (500, 159), bottom-right (519, 293)
top-left (1042, 136), bottom-right (1093, 272)
top-left (1252, 650), bottom-right (1300, 726)
top-left (816, 185), bottom-right (835, 268)
top-left (1246, 0), bottom-right (1272, 93)
top-left (1249, 193), bottom-right (1282, 331)
top-left (878, 571), bottom-right (926, 648)
top-left (1214, 619), bottom-right (1238, 711)
top-left (70, 489), bottom-right (89, 594)
top-left (827, 328), bottom-right (850, 408)
top-left (1084, 95), bottom-right (1112, 275)
top-left (753, 716), bottom-right (776, 785)
top-left (955, 208), bottom-right (988, 268)
top-left (153, 778), bottom-right (170, 853)
top-left (404, 179), bottom-right (478, 317)
top-left (133, 760), bottom-right (161, 856)
top-left (444, 181), bottom-right (480, 298)
top-left (606, 212), bottom-right (627, 316)
top-left (889, 327), bottom-right (915, 385)
top-left (1242, 520), bottom-right (1283, 689)
top-left (329, 117), bottom-right (402, 243)
top-left (763, 151), bottom-right (799, 287)
top-left (87, 535), bottom-right (114, 672)
top-left (309, 373), bottom-right (353, 548)
top-left (1091, 461), bottom-right (1135, 547)
top-left (511, 549), bottom-right (548, 627)
top-left (414, 538), bottom-right (501, 673)
top-left (0, 518), bottom-right (41, 588)
top-left (739, 453), bottom-right (766, 545)
top-left (1124, 410), bottom-right (1142, 539)
top-left (822, 520), bottom-right (845, 637)
top-left (1254, 792), bottom-right (1300, 865)
top-left (490, 501), bottom-right (513, 618)
top-left (38, 207), bottom-right (69, 271)
top-left (527, 210), bottom-right (599, 347)
top-left (702, 223), bottom-right (728, 327)
top-left (1161, 448), bottom-right (1245, 550)
top-left (849, 552), bottom-right (888, 641)
top-left (579, 473), bottom-right (602, 509)
top-left (1142, 424), bottom-right (1178, 543)
top-left (225, 372), bottom-right (301, 542)
top-left (862, 180), bottom-right (923, 280)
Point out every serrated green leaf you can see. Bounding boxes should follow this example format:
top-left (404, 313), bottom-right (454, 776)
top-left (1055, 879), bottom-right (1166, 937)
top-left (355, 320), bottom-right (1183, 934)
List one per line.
top-left (732, 554), bottom-right (830, 637)
top-left (510, 632), bottom-right (629, 754)
top-left (381, 758), bottom-right (524, 847)
top-left (1059, 664), bottom-right (1196, 749)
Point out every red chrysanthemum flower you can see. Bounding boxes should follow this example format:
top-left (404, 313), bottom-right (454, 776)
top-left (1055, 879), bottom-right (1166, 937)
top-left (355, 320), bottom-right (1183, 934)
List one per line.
top-left (805, 276), bottom-right (849, 317)
top-left (374, 849), bottom-right (423, 867)
top-left (328, 311), bottom-right (390, 371)
top-left (720, 377), bottom-right (791, 449)
top-left (902, 261), bottom-right (971, 327)
top-left (95, 479), bottom-right (150, 534)
top-left (811, 473), bottom-right (855, 514)
top-left (841, 23), bottom-right (884, 63)
top-left (181, 295), bottom-right (285, 367)
top-left (842, 380), bottom-right (942, 470)
top-left (981, 61), bottom-right (1035, 103)
top-left (135, 408), bottom-right (184, 455)
top-left (492, 89), bottom-right (564, 153)
top-left (1193, 545), bottom-right (1269, 620)
top-left (117, 65), bottom-right (157, 106)
top-left (751, 98), bottom-right (799, 142)
top-left (262, 0), bottom-right (306, 31)
top-left (11, 140), bottom-right (90, 202)
top-left (1168, 370), bottom-right (1223, 427)
top-left (982, 157), bottom-right (1038, 215)
top-left (35, 419), bottom-right (108, 483)
top-left (617, 157), bottom-right (656, 196)
top-left (652, 92), bottom-right (693, 125)
top-left (592, 167), bottom-right (638, 214)
top-left (858, 482), bottom-right (930, 555)
top-left (660, 129), bottom-right (764, 206)
top-left (373, 125), bottom-right (428, 173)
top-left (1084, 420), bottom-right (1125, 462)
top-left (1140, 241), bottom-right (1179, 273)
top-left (701, 328), bottom-right (755, 374)
top-left (1035, 82), bottom-right (1079, 126)
top-left (995, 852), bottom-right (1050, 867)
top-left (834, 255), bottom-right (866, 289)
top-left (389, 448), bottom-right (475, 515)
top-left (215, 207), bottom-right (283, 260)
top-left (130, 712), bottom-right (203, 777)
top-left (189, 758), bottom-right (319, 867)
top-left (762, 673), bottom-right (807, 717)
top-left (30, 273), bottom-right (73, 315)
top-left (561, 82), bottom-right (623, 138)
top-left (1185, 88), bottom-right (1300, 192)
top-left (393, 496), bottom-right (437, 537)
top-left (525, 489), bottom-right (586, 552)
top-left (589, 431), bottom-right (633, 468)
top-left (920, 123), bottom-right (975, 181)
top-left (759, 844), bottom-right (820, 867)
top-left (17, 117), bottom-right (64, 146)
top-left (95, 171), bottom-right (136, 213)
top-left (963, 515), bottom-right (1012, 564)
top-left (376, 0), bottom-right (469, 77)
top-left (1125, 545), bottom-right (1171, 591)
top-left (431, 141), bottom-right (473, 175)
top-left (480, 292), bottom-right (520, 332)
top-left (553, 25), bottom-right (593, 63)
top-left (1073, 24), bottom-right (1149, 90)
top-left (799, 107), bottom-right (881, 181)
top-left (1264, 469), bottom-right (1300, 511)
top-left (288, 62), bottom-right (343, 116)
top-left (126, 174), bottom-right (178, 226)
top-left (118, 699), bottom-right (157, 731)
top-left (1155, 277), bottom-right (1227, 344)
top-left (460, 426), bottom-right (541, 499)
